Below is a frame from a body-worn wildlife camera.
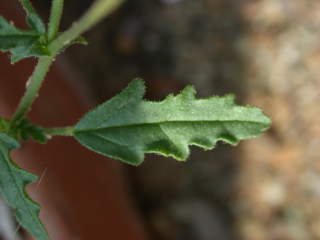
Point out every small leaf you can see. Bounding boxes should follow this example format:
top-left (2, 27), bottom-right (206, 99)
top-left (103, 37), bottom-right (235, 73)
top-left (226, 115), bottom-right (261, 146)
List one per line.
top-left (0, 133), bottom-right (49, 240)
top-left (56, 35), bottom-right (88, 55)
top-left (71, 36), bottom-right (88, 46)
top-left (9, 118), bottom-right (47, 144)
top-left (21, 124), bottom-right (47, 144)
top-left (74, 79), bottom-right (271, 165)
top-left (19, 0), bottom-right (46, 34)
top-left (0, 16), bottom-right (48, 63)
top-left (0, 118), bottom-right (10, 133)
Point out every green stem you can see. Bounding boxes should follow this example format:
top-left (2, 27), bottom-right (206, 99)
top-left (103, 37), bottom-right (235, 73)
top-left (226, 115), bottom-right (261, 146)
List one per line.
top-left (48, 0), bottom-right (64, 41)
top-left (12, 0), bottom-right (124, 123)
top-left (49, 0), bottom-right (124, 53)
top-left (12, 57), bottom-right (52, 122)
top-left (43, 126), bottom-right (74, 137)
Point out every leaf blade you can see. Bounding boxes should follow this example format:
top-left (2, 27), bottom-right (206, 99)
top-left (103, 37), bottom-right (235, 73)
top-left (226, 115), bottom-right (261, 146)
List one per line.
top-left (0, 118), bottom-right (10, 133)
top-left (19, 0), bottom-right (46, 33)
top-left (0, 16), bottom-right (48, 63)
top-left (74, 79), bottom-right (270, 165)
top-left (0, 133), bottom-right (49, 240)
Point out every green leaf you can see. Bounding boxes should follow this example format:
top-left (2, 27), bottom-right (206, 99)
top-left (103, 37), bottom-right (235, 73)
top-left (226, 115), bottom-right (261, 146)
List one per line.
top-left (0, 0), bottom-right (48, 63)
top-left (0, 0), bottom-right (50, 63)
top-left (0, 118), bottom-right (10, 133)
top-left (0, 14), bottom-right (48, 63)
top-left (70, 36), bottom-right (88, 46)
top-left (0, 133), bottom-right (49, 240)
top-left (20, 123), bottom-right (47, 144)
top-left (74, 79), bottom-right (271, 166)
top-left (9, 118), bottom-right (47, 144)
top-left (56, 35), bottom-right (88, 55)
top-left (19, 0), bottom-right (46, 34)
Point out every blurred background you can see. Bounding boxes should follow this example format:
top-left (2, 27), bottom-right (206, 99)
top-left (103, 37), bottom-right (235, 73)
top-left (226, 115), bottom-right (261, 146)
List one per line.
top-left (2, 0), bottom-right (320, 239)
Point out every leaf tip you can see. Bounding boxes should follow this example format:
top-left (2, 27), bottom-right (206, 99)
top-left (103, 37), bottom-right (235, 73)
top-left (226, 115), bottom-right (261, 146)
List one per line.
top-left (128, 78), bottom-right (146, 96)
top-left (0, 133), bottom-right (20, 150)
top-left (223, 94), bottom-right (236, 105)
top-left (131, 77), bottom-right (145, 86)
top-left (180, 85), bottom-right (196, 100)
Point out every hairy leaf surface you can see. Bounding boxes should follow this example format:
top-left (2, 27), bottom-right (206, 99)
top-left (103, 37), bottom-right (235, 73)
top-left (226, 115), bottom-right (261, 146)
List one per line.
top-left (74, 79), bottom-right (271, 165)
top-left (0, 134), bottom-right (48, 240)
top-left (0, 16), bottom-right (48, 63)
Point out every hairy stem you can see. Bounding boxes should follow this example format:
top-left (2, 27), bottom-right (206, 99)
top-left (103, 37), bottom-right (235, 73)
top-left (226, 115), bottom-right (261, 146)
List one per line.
top-left (48, 0), bottom-right (64, 41)
top-left (12, 0), bottom-right (124, 123)
top-left (49, 0), bottom-right (124, 53)
top-left (12, 57), bottom-right (52, 122)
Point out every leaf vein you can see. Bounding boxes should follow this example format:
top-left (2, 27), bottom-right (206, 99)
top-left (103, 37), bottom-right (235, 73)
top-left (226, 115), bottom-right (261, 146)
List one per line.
top-left (76, 120), bottom-right (268, 134)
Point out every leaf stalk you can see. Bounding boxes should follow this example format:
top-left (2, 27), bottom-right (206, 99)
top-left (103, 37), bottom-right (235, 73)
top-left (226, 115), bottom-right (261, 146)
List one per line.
top-left (43, 126), bottom-right (74, 137)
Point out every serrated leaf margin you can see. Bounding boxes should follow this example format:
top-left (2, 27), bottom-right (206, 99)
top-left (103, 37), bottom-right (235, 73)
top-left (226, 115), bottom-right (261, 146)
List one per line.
top-left (74, 79), bottom-right (271, 165)
top-left (0, 133), bottom-right (49, 240)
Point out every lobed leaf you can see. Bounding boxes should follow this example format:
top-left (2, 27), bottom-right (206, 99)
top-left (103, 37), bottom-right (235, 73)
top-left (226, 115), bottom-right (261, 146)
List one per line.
top-left (74, 79), bottom-right (271, 165)
top-left (9, 118), bottom-right (47, 144)
top-left (0, 13), bottom-right (48, 63)
top-left (19, 0), bottom-right (46, 34)
top-left (0, 133), bottom-right (49, 240)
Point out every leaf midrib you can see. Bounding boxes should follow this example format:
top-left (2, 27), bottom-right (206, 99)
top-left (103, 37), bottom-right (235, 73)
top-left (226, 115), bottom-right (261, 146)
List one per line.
top-left (75, 119), bottom-right (269, 134)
